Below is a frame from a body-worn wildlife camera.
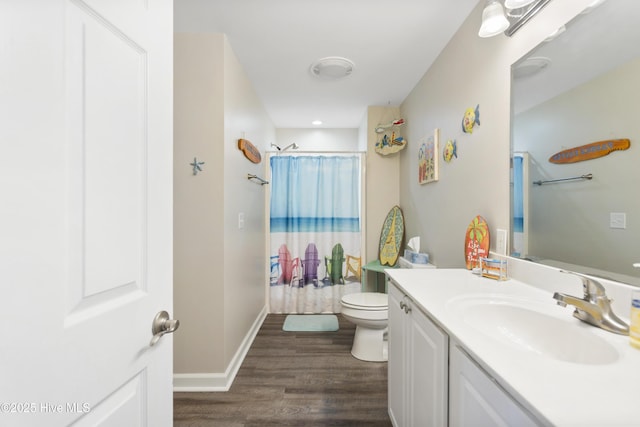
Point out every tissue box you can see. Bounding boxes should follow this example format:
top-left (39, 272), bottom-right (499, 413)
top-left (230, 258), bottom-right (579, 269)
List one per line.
top-left (404, 249), bottom-right (430, 264)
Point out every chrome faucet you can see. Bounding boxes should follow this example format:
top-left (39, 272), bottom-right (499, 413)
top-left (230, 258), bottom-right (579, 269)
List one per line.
top-left (553, 270), bottom-right (629, 335)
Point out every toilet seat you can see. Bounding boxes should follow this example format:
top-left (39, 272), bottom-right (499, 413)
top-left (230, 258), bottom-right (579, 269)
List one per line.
top-left (340, 292), bottom-right (389, 362)
top-left (341, 292), bottom-right (388, 310)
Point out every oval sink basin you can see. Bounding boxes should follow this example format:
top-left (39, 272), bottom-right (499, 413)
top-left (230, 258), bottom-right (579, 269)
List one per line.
top-left (447, 296), bottom-right (619, 365)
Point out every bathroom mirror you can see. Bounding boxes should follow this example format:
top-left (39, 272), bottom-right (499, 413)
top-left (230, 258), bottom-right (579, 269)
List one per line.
top-left (510, 0), bottom-right (640, 286)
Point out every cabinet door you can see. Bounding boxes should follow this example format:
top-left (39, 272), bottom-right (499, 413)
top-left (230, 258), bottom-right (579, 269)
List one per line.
top-left (408, 302), bottom-right (448, 427)
top-left (449, 344), bottom-right (540, 427)
top-left (388, 281), bottom-right (449, 427)
top-left (388, 283), bottom-right (407, 427)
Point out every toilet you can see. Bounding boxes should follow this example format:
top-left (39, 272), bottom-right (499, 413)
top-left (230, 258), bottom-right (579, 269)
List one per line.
top-left (340, 292), bottom-right (389, 362)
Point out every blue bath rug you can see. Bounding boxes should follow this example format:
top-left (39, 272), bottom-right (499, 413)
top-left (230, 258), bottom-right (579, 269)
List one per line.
top-left (283, 314), bottom-right (339, 332)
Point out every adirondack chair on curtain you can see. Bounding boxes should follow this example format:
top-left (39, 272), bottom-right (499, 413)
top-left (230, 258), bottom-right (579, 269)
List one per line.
top-left (277, 244), bottom-right (301, 286)
top-left (302, 243), bottom-right (321, 286)
top-left (324, 243), bottom-right (345, 285)
top-left (345, 255), bottom-right (361, 280)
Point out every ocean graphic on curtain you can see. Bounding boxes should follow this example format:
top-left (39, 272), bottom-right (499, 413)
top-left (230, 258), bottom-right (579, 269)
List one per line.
top-left (269, 154), bottom-right (362, 314)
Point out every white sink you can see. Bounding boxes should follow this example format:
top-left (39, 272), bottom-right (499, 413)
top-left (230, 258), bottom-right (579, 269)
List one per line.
top-left (446, 295), bottom-right (619, 365)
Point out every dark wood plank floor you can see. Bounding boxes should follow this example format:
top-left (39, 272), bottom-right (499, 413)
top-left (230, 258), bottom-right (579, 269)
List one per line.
top-left (174, 314), bottom-right (391, 427)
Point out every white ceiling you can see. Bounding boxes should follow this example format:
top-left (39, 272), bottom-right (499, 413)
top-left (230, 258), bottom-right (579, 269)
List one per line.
top-left (174, 0), bottom-right (480, 128)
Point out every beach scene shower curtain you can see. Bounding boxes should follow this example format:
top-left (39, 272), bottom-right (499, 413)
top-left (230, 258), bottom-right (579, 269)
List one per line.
top-left (269, 154), bottom-right (362, 314)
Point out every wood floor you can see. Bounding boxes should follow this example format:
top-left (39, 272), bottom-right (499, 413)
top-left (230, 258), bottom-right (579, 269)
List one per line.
top-left (174, 314), bottom-right (391, 427)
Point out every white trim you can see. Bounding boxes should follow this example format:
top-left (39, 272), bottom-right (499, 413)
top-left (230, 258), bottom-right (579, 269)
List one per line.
top-left (173, 306), bottom-right (268, 392)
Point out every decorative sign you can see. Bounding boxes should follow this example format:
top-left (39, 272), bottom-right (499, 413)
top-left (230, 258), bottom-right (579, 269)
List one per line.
top-left (238, 138), bottom-right (262, 164)
top-left (418, 129), bottom-right (439, 184)
top-left (549, 138), bottom-right (630, 164)
top-left (464, 215), bottom-right (490, 270)
top-left (379, 205), bottom-right (405, 266)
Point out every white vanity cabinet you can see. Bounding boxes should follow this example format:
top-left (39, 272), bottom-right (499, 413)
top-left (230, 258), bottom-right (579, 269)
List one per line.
top-left (449, 344), bottom-right (540, 427)
top-left (388, 281), bottom-right (449, 427)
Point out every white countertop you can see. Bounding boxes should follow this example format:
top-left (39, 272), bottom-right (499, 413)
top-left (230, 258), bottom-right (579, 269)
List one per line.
top-left (386, 268), bottom-right (640, 427)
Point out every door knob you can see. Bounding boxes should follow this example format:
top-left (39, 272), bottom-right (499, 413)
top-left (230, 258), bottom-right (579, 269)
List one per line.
top-left (150, 310), bottom-right (180, 346)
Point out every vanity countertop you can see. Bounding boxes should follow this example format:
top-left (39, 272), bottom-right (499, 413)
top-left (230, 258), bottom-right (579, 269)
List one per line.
top-left (386, 268), bottom-right (640, 427)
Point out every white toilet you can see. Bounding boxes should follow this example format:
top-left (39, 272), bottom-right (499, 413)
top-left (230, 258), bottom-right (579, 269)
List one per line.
top-left (340, 292), bottom-right (389, 362)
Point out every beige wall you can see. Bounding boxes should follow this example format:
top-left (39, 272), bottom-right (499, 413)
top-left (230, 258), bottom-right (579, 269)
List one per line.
top-left (174, 33), bottom-right (226, 373)
top-left (222, 35), bottom-right (276, 369)
top-left (398, 0), bottom-right (593, 268)
top-left (174, 33), bottom-right (274, 381)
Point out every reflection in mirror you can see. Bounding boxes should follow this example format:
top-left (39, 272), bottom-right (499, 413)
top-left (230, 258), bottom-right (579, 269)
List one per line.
top-left (504, 0), bottom-right (551, 37)
top-left (510, 0), bottom-right (640, 286)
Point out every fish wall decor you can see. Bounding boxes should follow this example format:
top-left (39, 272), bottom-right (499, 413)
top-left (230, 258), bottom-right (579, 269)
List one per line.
top-left (462, 104), bottom-right (480, 134)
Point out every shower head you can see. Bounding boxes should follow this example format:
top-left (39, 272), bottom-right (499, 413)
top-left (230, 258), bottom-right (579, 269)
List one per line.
top-left (270, 142), bottom-right (298, 154)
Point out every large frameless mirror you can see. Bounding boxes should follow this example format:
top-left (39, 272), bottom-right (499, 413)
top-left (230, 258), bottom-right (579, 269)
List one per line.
top-left (510, 0), bottom-right (640, 286)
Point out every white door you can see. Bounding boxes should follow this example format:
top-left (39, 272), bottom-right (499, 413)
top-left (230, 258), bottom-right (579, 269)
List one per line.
top-left (1, 1), bottom-right (174, 426)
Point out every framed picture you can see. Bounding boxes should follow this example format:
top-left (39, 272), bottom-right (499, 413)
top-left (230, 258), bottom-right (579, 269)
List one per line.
top-left (418, 128), bottom-right (439, 184)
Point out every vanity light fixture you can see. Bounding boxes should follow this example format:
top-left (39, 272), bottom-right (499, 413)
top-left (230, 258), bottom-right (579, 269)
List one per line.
top-left (504, 0), bottom-right (535, 9)
top-left (478, 0), bottom-right (510, 38)
top-left (479, 0), bottom-right (553, 38)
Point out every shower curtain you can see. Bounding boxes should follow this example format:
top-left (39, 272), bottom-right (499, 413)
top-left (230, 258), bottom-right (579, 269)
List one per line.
top-left (512, 153), bottom-right (525, 256)
top-left (269, 154), bottom-right (362, 314)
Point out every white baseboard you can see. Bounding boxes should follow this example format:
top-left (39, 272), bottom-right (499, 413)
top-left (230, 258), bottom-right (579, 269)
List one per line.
top-left (173, 306), bottom-right (267, 392)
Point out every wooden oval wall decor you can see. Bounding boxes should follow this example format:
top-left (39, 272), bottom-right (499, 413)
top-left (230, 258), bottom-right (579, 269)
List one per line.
top-left (549, 138), bottom-right (630, 164)
top-left (379, 205), bottom-right (405, 266)
top-left (238, 138), bottom-right (262, 164)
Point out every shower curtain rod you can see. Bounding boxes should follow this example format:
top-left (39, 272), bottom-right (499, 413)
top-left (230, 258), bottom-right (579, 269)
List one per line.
top-left (533, 173), bottom-right (592, 186)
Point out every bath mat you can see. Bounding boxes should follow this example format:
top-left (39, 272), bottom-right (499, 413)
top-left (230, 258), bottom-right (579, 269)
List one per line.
top-left (283, 314), bottom-right (339, 332)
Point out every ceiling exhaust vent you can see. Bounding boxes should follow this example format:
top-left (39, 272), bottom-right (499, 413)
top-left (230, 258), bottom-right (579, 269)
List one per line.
top-left (310, 56), bottom-right (355, 80)
top-left (513, 56), bottom-right (551, 79)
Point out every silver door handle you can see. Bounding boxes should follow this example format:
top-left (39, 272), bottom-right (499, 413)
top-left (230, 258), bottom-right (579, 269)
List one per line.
top-left (150, 310), bottom-right (180, 346)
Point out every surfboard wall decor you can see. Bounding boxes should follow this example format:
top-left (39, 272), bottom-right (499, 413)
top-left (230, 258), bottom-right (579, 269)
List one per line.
top-left (464, 215), bottom-right (490, 270)
top-left (548, 138), bottom-right (630, 164)
top-left (379, 205), bottom-right (405, 266)
top-left (238, 138), bottom-right (262, 164)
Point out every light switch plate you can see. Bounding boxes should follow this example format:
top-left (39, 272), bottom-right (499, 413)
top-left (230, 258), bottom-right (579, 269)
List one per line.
top-left (496, 228), bottom-right (508, 256)
top-left (610, 212), bottom-right (626, 229)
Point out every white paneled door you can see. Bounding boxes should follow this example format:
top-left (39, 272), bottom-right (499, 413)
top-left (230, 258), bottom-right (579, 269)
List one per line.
top-left (1, 1), bottom-right (174, 426)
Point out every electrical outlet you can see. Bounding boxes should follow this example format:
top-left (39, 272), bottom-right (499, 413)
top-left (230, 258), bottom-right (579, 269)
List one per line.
top-left (238, 212), bottom-right (245, 229)
top-left (496, 229), bottom-right (508, 256)
top-left (610, 212), bottom-right (626, 229)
